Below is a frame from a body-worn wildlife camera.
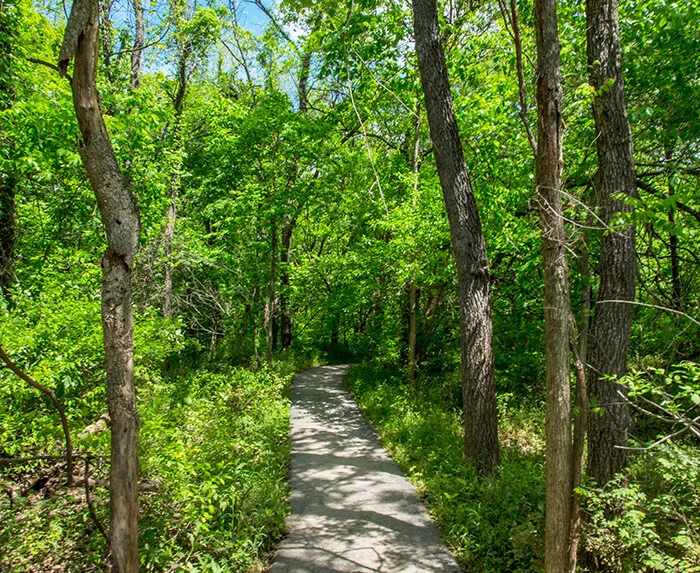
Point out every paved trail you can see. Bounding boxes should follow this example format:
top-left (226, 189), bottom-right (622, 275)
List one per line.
top-left (270, 365), bottom-right (461, 573)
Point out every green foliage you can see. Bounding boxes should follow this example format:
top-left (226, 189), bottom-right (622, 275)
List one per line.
top-left (345, 363), bottom-right (546, 572)
top-left (580, 443), bottom-right (700, 572)
top-left (0, 360), bottom-right (293, 572)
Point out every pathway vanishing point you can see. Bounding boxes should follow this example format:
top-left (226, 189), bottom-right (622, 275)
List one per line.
top-left (270, 365), bottom-right (461, 573)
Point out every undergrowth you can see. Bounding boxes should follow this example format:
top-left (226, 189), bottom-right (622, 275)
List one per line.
top-left (0, 340), bottom-right (309, 572)
top-left (345, 362), bottom-right (546, 572)
top-left (346, 362), bottom-right (700, 573)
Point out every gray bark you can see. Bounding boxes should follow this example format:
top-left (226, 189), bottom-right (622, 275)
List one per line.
top-left (586, 0), bottom-right (637, 487)
top-left (533, 0), bottom-right (573, 570)
top-left (130, 0), bottom-right (144, 89)
top-left (59, 1), bottom-right (141, 569)
top-left (412, 0), bottom-right (499, 474)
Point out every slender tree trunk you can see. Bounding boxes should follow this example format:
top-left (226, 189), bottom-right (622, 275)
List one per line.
top-left (412, 0), bottom-right (499, 474)
top-left (266, 227), bottom-right (277, 365)
top-left (298, 50), bottom-right (311, 113)
top-left (0, 174), bottom-right (14, 306)
top-left (163, 197), bottom-right (176, 318)
top-left (408, 101), bottom-right (421, 386)
top-left (0, 0), bottom-right (16, 307)
top-left (59, 1), bottom-right (141, 570)
top-left (99, 0), bottom-right (114, 83)
top-left (533, 0), bottom-right (573, 570)
top-left (162, 54), bottom-right (187, 319)
top-left (586, 0), bottom-right (637, 487)
top-left (665, 149), bottom-right (681, 312)
top-left (280, 223), bottom-right (293, 349)
top-left (130, 0), bottom-right (144, 89)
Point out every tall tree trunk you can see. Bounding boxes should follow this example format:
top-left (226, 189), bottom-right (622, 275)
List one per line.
top-left (533, 0), bottom-right (573, 570)
top-left (99, 0), bottom-right (114, 83)
top-left (586, 0), bottom-right (637, 487)
top-left (0, 173), bottom-right (14, 306)
top-left (162, 52), bottom-right (187, 318)
top-left (130, 0), bottom-right (144, 89)
top-left (59, 1), bottom-right (141, 570)
top-left (0, 0), bottom-right (16, 307)
top-left (280, 222), bottom-right (293, 349)
top-left (266, 227), bottom-right (277, 365)
top-left (298, 50), bottom-right (311, 113)
top-left (412, 0), bottom-right (499, 474)
top-left (408, 102), bottom-right (421, 386)
top-left (162, 198), bottom-right (176, 318)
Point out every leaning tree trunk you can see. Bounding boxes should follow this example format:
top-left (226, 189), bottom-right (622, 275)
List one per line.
top-left (533, 0), bottom-right (573, 570)
top-left (586, 0), bottom-right (637, 487)
top-left (412, 0), bottom-right (499, 474)
top-left (59, 1), bottom-right (141, 570)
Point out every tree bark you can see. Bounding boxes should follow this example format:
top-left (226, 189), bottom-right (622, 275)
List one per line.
top-left (130, 0), bottom-right (144, 89)
top-left (59, 1), bottom-right (141, 569)
top-left (412, 0), bottom-right (499, 474)
top-left (586, 0), bottom-right (637, 487)
top-left (0, 0), bottom-right (16, 307)
top-left (266, 227), bottom-right (277, 365)
top-left (408, 102), bottom-right (421, 386)
top-left (533, 0), bottom-right (573, 570)
top-left (280, 222), bottom-right (293, 349)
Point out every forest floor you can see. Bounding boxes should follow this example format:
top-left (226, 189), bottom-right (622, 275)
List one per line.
top-left (269, 365), bottom-right (460, 572)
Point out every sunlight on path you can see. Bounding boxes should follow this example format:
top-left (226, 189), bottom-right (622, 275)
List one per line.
top-left (270, 365), bottom-right (461, 573)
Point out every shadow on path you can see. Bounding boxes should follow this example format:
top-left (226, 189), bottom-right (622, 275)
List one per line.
top-left (269, 365), bottom-right (461, 573)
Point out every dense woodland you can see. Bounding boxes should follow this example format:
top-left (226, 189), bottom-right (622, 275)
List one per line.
top-left (0, 0), bottom-right (699, 570)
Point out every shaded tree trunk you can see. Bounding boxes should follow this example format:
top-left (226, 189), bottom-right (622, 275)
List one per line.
top-left (408, 101), bottom-right (421, 386)
top-left (163, 50), bottom-right (187, 318)
top-left (0, 0), bottom-right (16, 307)
top-left (533, 0), bottom-right (573, 570)
top-left (266, 227), bottom-right (277, 365)
top-left (130, 0), bottom-right (144, 89)
top-left (412, 0), bottom-right (499, 474)
top-left (586, 0), bottom-right (637, 487)
top-left (280, 223), bottom-right (293, 349)
top-left (59, 1), bottom-right (141, 569)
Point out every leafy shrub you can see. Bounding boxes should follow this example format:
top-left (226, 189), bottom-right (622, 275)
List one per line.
top-left (580, 443), bottom-right (700, 573)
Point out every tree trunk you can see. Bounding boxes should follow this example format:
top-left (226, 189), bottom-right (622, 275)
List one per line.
top-left (533, 0), bottom-right (573, 570)
top-left (59, 1), bottom-right (141, 570)
top-left (0, 173), bottom-right (14, 306)
top-left (412, 0), bottom-right (499, 474)
top-left (280, 223), bottom-right (293, 349)
top-left (0, 0), bottom-right (16, 308)
top-left (585, 0), bottom-right (637, 487)
top-left (163, 197), bottom-right (176, 318)
top-left (408, 101), bottom-right (421, 387)
top-left (266, 227), bottom-right (277, 365)
top-left (130, 0), bottom-right (144, 89)
top-left (162, 45), bottom-right (188, 319)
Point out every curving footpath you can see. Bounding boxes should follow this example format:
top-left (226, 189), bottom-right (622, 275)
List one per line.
top-left (270, 365), bottom-right (461, 573)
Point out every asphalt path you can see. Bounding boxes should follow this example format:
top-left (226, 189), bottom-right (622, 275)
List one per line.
top-left (269, 365), bottom-right (461, 573)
